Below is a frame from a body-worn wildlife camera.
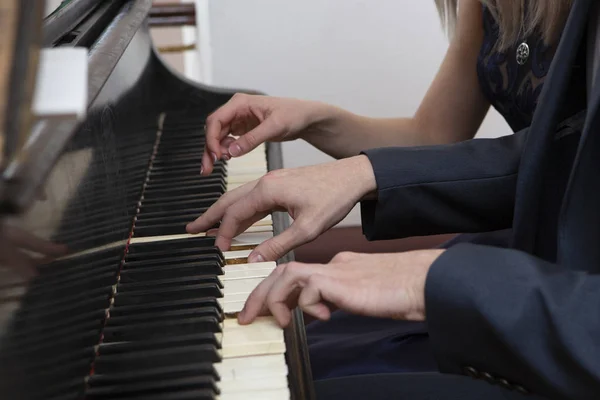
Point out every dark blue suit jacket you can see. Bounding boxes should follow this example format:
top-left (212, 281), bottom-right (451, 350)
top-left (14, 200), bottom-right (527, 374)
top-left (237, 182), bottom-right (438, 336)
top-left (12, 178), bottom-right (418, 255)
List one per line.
top-left (360, 0), bottom-right (600, 398)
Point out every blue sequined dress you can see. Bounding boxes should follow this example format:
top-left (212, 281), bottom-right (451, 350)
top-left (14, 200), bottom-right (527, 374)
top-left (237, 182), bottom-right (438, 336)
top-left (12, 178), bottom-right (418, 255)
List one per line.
top-left (306, 5), bottom-right (587, 381)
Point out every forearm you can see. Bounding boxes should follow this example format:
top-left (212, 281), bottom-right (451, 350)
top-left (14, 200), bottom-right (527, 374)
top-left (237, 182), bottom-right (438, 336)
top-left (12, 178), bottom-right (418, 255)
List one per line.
top-left (359, 129), bottom-right (527, 240)
top-left (302, 105), bottom-right (443, 159)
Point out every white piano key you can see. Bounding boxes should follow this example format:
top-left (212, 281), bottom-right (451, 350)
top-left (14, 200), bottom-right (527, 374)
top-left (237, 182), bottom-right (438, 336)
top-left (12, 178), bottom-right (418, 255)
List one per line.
top-left (216, 354), bottom-right (288, 381)
top-left (221, 300), bottom-right (246, 314)
top-left (223, 268), bottom-right (274, 281)
top-left (224, 249), bottom-right (252, 261)
top-left (219, 376), bottom-right (289, 394)
top-left (223, 277), bottom-right (266, 295)
top-left (230, 231), bottom-right (274, 248)
top-left (220, 317), bottom-right (286, 358)
top-left (223, 261), bottom-right (276, 273)
top-left (217, 388), bottom-right (290, 400)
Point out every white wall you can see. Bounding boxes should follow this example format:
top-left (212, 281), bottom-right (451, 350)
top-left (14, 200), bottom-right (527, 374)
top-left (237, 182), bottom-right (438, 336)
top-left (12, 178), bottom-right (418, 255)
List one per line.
top-left (200, 0), bottom-right (511, 227)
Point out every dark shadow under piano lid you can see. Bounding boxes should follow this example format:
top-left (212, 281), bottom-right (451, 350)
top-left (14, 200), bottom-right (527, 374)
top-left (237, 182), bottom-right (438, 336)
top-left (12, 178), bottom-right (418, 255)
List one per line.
top-left (0, 1), bottom-right (315, 399)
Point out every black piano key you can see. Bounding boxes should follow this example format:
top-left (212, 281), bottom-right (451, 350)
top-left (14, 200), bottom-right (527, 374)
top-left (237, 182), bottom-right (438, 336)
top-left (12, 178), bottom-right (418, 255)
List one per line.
top-left (96, 389), bottom-right (217, 400)
top-left (106, 306), bottom-right (222, 327)
top-left (31, 264), bottom-right (119, 290)
top-left (18, 285), bottom-right (114, 312)
top-left (125, 236), bottom-right (218, 255)
top-left (88, 362), bottom-right (218, 386)
top-left (13, 294), bottom-right (111, 326)
top-left (147, 167), bottom-right (222, 179)
top-left (120, 261), bottom-right (224, 282)
top-left (124, 246), bottom-right (222, 263)
top-left (37, 247), bottom-right (124, 273)
top-left (138, 197), bottom-right (218, 214)
top-left (113, 283), bottom-right (222, 306)
top-left (6, 318), bottom-right (104, 350)
top-left (150, 153), bottom-right (209, 164)
top-left (23, 271), bottom-right (118, 303)
top-left (32, 378), bottom-right (86, 400)
top-left (135, 207), bottom-right (210, 223)
top-left (54, 223), bottom-right (133, 251)
top-left (98, 333), bottom-right (221, 356)
top-left (2, 329), bottom-right (100, 358)
top-left (107, 297), bottom-right (223, 318)
top-left (141, 183), bottom-right (225, 200)
top-left (123, 251), bottom-right (223, 266)
top-left (140, 191), bottom-right (223, 204)
top-left (132, 222), bottom-right (195, 237)
top-left (8, 309), bottom-right (106, 340)
top-left (85, 376), bottom-right (219, 399)
top-left (144, 176), bottom-right (226, 191)
top-left (117, 274), bottom-right (222, 292)
top-left (93, 345), bottom-right (221, 374)
top-left (102, 316), bottom-right (222, 341)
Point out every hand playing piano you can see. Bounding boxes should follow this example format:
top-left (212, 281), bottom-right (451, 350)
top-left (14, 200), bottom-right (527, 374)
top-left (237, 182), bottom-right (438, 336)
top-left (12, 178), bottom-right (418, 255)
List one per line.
top-left (0, 223), bottom-right (68, 280)
top-left (237, 249), bottom-right (446, 327)
top-left (187, 155), bottom-right (377, 262)
top-left (201, 93), bottom-right (331, 175)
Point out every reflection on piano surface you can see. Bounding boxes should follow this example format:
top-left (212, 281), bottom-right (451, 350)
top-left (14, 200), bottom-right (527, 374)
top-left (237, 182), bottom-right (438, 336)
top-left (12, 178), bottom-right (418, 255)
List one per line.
top-left (0, 1), bottom-right (314, 399)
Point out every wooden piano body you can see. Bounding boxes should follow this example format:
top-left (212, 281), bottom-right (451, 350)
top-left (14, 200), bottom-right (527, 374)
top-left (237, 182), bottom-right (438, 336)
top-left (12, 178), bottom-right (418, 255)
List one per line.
top-left (0, 1), bottom-right (314, 398)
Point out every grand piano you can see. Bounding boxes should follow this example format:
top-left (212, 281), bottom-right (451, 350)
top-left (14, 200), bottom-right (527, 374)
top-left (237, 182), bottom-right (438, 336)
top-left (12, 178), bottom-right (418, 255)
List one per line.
top-left (0, 1), bottom-right (315, 399)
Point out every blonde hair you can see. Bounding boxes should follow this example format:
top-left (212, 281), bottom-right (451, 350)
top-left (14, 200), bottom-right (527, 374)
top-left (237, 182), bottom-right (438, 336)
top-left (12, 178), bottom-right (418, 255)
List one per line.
top-left (435, 0), bottom-right (573, 51)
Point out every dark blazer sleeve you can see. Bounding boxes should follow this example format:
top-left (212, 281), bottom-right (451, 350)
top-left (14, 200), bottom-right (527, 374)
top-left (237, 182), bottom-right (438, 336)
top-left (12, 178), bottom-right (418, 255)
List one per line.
top-left (359, 128), bottom-right (528, 240)
top-left (426, 243), bottom-right (600, 399)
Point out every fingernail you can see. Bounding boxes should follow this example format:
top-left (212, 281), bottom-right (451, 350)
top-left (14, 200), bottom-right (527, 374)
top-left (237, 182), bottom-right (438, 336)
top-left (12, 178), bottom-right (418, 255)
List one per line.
top-left (200, 166), bottom-right (204, 175)
top-left (248, 253), bottom-right (264, 263)
top-left (229, 144), bottom-right (242, 157)
top-left (211, 152), bottom-right (217, 163)
top-left (222, 154), bottom-right (230, 161)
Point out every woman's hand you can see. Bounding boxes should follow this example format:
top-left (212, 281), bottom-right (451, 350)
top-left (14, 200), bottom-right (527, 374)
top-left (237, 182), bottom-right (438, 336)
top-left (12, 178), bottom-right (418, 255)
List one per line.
top-left (201, 94), bottom-right (334, 175)
top-left (187, 155), bottom-right (377, 262)
top-left (237, 249), bottom-right (445, 327)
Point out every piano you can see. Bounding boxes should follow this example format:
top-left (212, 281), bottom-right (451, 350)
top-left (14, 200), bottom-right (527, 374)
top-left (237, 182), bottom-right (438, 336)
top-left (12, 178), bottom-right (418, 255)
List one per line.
top-left (0, 1), bottom-right (315, 399)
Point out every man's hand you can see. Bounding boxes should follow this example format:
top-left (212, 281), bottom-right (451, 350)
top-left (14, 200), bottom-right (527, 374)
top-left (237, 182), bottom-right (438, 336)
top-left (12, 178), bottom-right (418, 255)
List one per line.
top-left (186, 155), bottom-right (377, 262)
top-left (237, 249), bottom-right (446, 327)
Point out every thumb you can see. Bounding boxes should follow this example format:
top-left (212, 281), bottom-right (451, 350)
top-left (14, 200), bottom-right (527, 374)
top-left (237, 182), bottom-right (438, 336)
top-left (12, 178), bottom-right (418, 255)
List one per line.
top-left (248, 220), bottom-right (316, 262)
top-left (228, 117), bottom-right (282, 157)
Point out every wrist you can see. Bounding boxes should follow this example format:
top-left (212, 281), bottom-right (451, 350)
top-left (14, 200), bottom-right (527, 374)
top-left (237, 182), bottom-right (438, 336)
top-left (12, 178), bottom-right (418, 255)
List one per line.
top-left (341, 154), bottom-right (378, 201)
top-left (303, 103), bottom-right (351, 140)
top-left (409, 249), bottom-right (445, 321)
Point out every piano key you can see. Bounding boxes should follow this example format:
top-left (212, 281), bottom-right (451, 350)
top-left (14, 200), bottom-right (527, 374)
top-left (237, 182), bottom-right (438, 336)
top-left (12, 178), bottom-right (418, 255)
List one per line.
top-left (124, 247), bottom-right (223, 263)
top-left (120, 262), bottom-right (224, 282)
top-left (87, 362), bottom-right (218, 386)
top-left (84, 376), bottom-right (219, 399)
top-left (88, 389), bottom-right (217, 400)
top-left (113, 284), bottom-right (223, 306)
top-left (95, 344), bottom-right (222, 373)
top-left (140, 191), bottom-right (223, 203)
top-left (106, 306), bottom-right (222, 327)
top-left (7, 308), bottom-right (106, 339)
top-left (141, 184), bottom-right (225, 200)
top-left (125, 236), bottom-right (218, 254)
top-left (102, 316), bottom-right (222, 341)
top-left (108, 297), bottom-right (223, 319)
top-left (98, 333), bottom-right (222, 356)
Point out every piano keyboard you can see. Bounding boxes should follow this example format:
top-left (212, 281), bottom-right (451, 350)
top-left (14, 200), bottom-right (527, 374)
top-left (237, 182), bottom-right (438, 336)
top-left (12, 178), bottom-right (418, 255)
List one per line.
top-left (0, 113), bottom-right (294, 399)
